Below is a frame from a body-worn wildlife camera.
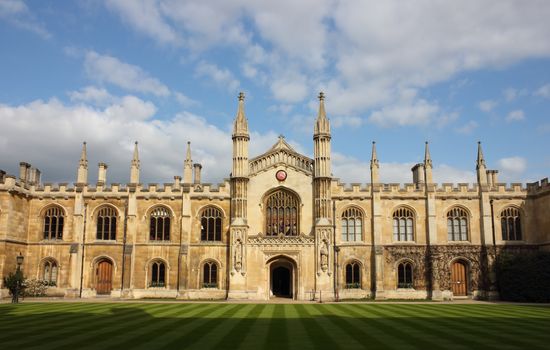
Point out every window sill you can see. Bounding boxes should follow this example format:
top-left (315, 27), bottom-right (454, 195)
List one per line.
top-left (498, 240), bottom-right (526, 245)
top-left (447, 241), bottom-right (471, 244)
top-left (392, 241), bottom-right (417, 245)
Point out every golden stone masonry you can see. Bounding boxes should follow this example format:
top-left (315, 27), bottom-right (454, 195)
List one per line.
top-left (1, 92), bottom-right (549, 300)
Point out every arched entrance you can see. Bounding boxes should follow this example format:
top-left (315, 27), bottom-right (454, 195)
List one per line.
top-left (268, 256), bottom-right (296, 299)
top-left (95, 259), bottom-right (113, 295)
top-left (451, 260), bottom-right (468, 296)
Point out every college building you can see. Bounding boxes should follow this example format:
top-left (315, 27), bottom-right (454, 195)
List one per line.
top-left (1, 92), bottom-right (549, 300)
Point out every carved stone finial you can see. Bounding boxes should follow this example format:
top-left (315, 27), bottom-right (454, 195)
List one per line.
top-left (318, 91), bottom-right (325, 101)
top-left (238, 92), bottom-right (245, 101)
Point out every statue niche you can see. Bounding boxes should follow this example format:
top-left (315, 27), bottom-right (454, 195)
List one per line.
top-left (265, 189), bottom-right (300, 236)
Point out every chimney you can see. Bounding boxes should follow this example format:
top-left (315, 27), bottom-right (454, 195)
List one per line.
top-left (486, 170), bottom-right (499, 187)
top-left (411, 163), bottom-right (425, 185)
top-left (98, 163), bottom-right (108, 186)
top-left (0, 170), bottom-right (6, 183)
top-left (174, 175), bottom-right (181, 189)
top-left (28, 167), bottom-right (41, 186)
top-left (19, 162), bottom-right (31, 183)
top-left (193, 163), bottom-right (202, 184)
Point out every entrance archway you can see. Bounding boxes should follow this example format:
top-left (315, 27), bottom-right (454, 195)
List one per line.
top-left (96, 259), bottom-right (113, 295)
top-left (451, 260), bottom-right (467, 296)
top-left (268, 256), bottom-right (296, 299)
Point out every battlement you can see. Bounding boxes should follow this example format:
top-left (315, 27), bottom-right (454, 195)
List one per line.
top-left (0, 172), bottom-right (231, 198)
top-left (527, 177), bottom-right (550, 194)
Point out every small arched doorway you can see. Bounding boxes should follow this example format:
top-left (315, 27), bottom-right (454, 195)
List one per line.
top-left (268, 256), bottom-right (296, 299)
top-left (451, 260), bottom-right (468, 296)
top-left (96, 259), bottom-right (113, 295)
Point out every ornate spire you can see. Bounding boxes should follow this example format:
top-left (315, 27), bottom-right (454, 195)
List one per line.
top-left (314, 91), bottom-right (330, 135)
top-left (370, 141), bottom-right (379, 167)
top-left (130, 141), bottom-right (140, 184)
top-left (77, 141), bottom-right (88, 184)
top-left (476, 141), bottom-right (488, 185)
top-left (233, 92), bottom-right (249, 135)
top-left (79, 142), bottom-right (88, 167)
top-left (183, 141), bottom-right (193, 184)
top-left (424, 141), bottom-right (432, 168)
top-left (476, 141), bottom-right (486, 169)
top-left (131, 141), bottom-right (140, 168)
top-left (370, 141), bottom-right (379, 184)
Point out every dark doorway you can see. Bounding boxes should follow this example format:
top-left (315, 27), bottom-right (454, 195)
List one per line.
top-left (272, 266), bottom-right (291, 297)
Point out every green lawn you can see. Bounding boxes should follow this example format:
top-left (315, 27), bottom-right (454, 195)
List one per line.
top-left (1, 302), bottom-right (549, 349)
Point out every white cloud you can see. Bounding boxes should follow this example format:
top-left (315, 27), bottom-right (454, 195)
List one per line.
top-left (270, 72), bottom-right (309, 103)
top-left (535, 84), bottom-right (550, 98)
top-left (105, 0), bottom-right (180, 45)
top-left (479, 100), bottom-right (497, 112)
top-left (502, 87), bottom-right (527, 102)
top-left (104, 1), bottom-right (550, 116)
top-left (456, 121), bottom-right (479, 134)
top-left (506, 109), bottom-right (525, 122)
top-left (84, 51), bottom-right (170, 96)
top-left (368, 99), bottom-right (440, 127)
top-left (195, 61), bottom-right (240, 92)
top-left (174, 92), bottom-right (198, 107)
top-left (332, 152), bottom-right (476, 184)
top-left (69, 86), bottom-right (115, 106)
top-left (497, 156), bottom-right (527, 181)
top-left (0, 0), bottom-right (50, 38)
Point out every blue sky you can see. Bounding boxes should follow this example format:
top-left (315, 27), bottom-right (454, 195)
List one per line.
top-left (1, 0), bottom-right (550, 185)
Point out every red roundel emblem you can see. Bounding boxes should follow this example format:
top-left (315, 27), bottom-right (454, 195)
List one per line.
top-left (276, 170), bottom-right (287, 181)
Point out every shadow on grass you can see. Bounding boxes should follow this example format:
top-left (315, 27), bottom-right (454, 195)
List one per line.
top-left (0, 304), bottom-right (549, 350)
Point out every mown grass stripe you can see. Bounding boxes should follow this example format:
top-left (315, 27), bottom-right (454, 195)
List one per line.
top-left (407, 304), bottom-right (550, 339)
top-left (209, 303), bottom-right (265, 350)
top-left (264, 304), bottom-right (289, 350)
top-left (0, 303), bottom-right (128, 343)
top-left (339, 304), bottom-right (436, 350)
top-left (320, 304), bottom-right (389, 349)
top-left (235, 304), bottom-right (272, 349)
top-left (72, 303), bottom-right (206, 350)
top-left (14, 303), bottom-right (176, 349)
top-left (294, 304), bottom-right (340, 349)
top-left (283, 304), bottom-right (312, 350)
top-left (307, 304), bottom-right (364, 349)
top-left (153, 303), bottom-right (243, 350)
top-left (403, 304), bottom-right (550, 346)
top-left (381, 304), bottom-right (499, 349)
top-left (115, 303), bottom-right (224, 350)
top-left (374, 304), bottom-right (544, 349)
top-left (195, 304), bottom-right (261, 349)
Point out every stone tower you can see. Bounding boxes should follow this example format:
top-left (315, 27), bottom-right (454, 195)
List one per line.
top-left (313, 92), bottom-right (334, 297)
top-left (229, 92), bottom-right (249, 298)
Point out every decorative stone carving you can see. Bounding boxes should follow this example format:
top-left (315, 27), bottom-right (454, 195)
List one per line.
top-left (231, 228), bottom-right (247, 276)
top-left (247, 233), bottom-right (315, 246)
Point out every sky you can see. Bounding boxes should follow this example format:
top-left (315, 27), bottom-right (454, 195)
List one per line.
top-left (1, 0), bottom-right (550, 185)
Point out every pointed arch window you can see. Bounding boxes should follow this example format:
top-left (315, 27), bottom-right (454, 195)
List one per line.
top-left (202, 261), bottom-right (218, 288)
top-left (150, 261), bottom-right (166, 287)
top-left (97, 206), bottom-right (117, 240)
top-left (150, 207), bottom-right (171, 241)
top-left (398, 262), bottom-right (413, 288)
top-left (200, 207), bottom-right (222, 241)
top-left (392, 208), bottom-right (414, 241)
top-left (501, 207), bottom-right (522, 241)
top-left (265, 189), bottom-right (299, 236)
top-left (447, 207), bottom-right (469, 241)
top-left (43, 206), bottom-right (64, 240)
top-left (345, 261), bottom-right (361, 288)
top-left (341, 207), bottom-right (363, 242)
top-left (42, 259), bottom-right (58, 286)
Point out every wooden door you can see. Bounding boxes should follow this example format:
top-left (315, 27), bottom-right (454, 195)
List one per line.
top-left (96, 260), bottom-right (113, 295)
top-left (451, 261), bottom-right (467, 296)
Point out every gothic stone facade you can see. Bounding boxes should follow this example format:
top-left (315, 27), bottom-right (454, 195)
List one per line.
top-left (1, 93), bottom-right (549, 301)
